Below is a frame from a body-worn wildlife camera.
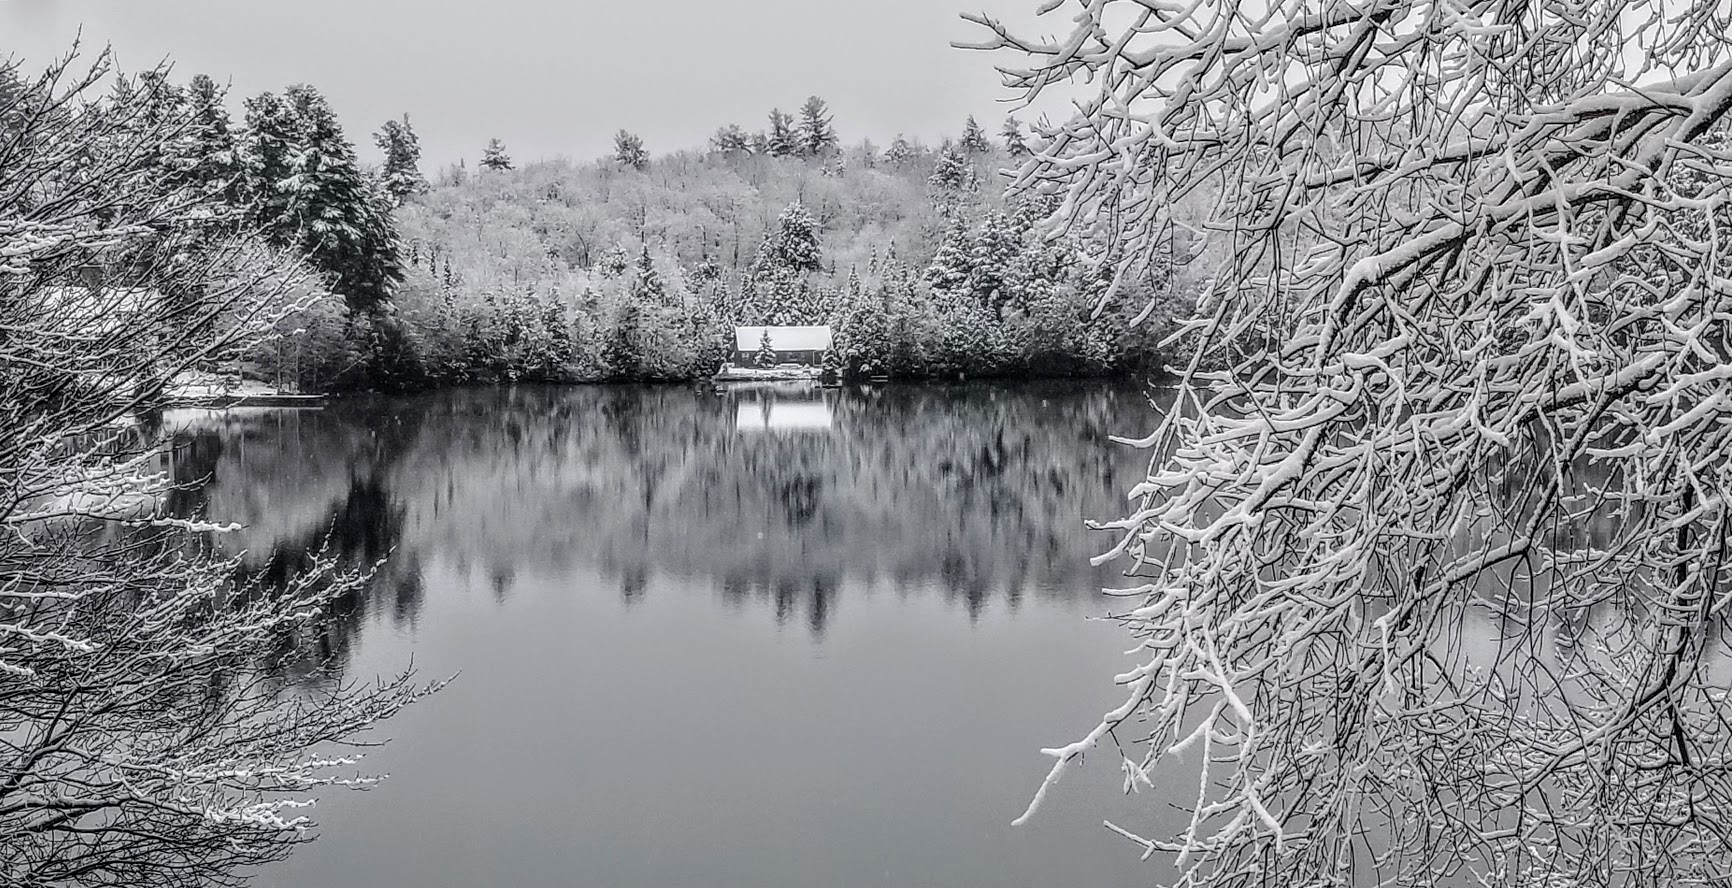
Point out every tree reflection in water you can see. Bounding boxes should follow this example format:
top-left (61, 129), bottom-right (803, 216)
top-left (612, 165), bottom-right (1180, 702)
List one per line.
top-left (160, 382), bottom-right (1151, 666)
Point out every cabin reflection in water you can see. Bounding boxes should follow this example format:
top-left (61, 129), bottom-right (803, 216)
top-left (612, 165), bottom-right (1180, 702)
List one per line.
top-left (731, 385), bottom-right (834, 434)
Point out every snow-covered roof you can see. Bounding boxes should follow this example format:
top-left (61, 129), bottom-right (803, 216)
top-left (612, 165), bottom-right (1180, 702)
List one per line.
top-left (40, 285), bottom-right (159, 315)
top-left (735, 325), bottom-right (833, 352)
top-left (39, 286), bottom-right (161, 334)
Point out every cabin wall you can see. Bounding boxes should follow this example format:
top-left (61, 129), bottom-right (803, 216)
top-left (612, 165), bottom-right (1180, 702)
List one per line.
top-left (733, 349), bottom-right (825, 365)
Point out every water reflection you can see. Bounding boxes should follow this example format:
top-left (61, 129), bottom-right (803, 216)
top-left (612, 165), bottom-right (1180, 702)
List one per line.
top-left (731, 382), bottom-right (835, 434)
top-left (161, 382), bottom-right (1147, 654)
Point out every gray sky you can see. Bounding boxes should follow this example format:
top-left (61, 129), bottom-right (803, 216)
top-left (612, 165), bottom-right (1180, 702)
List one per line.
top-left (0, 0), bottom-right (1059, 168)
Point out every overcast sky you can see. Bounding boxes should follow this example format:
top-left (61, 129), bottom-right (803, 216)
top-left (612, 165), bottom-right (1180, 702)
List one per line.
top-left (0, 0), bottom-right (1060, 168)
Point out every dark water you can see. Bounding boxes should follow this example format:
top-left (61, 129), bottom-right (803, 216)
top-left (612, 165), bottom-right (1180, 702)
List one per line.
top-left (163, 381), bottom-right (1165, 888)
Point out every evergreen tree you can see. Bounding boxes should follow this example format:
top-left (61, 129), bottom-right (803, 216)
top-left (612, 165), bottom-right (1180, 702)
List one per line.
top-left (929, 143), bottom-right (968, 191)
top-left (754, 201), bottom-right (823, 274)
top-left (107, 70), bottom-right (187, 177)
top-left (480, 137), bottom-right (514, 171)
top-left (631, 246), bottom-right (672, 308)
top-left (755, 328), bottom-right (777, 368)
top-left (766, 109), bottom-right (798, 157)
top-left (375, 115), bottom-right (427, 201)
top-left (749, 131), bottom-right (771, 155)
top-left (599, 245), bottom-right (632, 276)
top-left (924, 216), bottom-right (974, 299)
top-left (885, 134), bottom-right (914, 168)
top-left (709, 123), bottom-right (751, 156)
top-left (281, 84), bottom-right (403, 313)
top-left (969, 211), bottom-right (1023, 318)
top-left (928, 143), bottom-right (970, 211)
top-left (959, 115), bottom-right (992, 155)
top-left (175, 74), bottom-right (242, 205)
top-left (613, 129), bottom-right (649, 170)
top-left (797, 96), bottom-right (837, 157)
top-left (604, 301), bottom-right (644, 378)
top-left (238, 90), bottom-right (300, 243)
top-left (1001, 116), bottom-right (1029, 158)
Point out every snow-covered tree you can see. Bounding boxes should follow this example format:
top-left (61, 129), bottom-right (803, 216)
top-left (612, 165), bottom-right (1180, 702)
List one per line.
top-left (0, 48), bottom-right (432, 887)
top-left (968, 210), bottom-right (1022, 318)
top-left (603, 300), bottom-right (644, 378)
top-left (958, 114), bottom-right (991, 155)
top-left (798, 95), bottom-right (838, 157)
top-left (755, 328), bottom-right (776, 367)
top-left (613, 129), bottom-right (649, 170)
top-left (710, 123), bottom-right (751, 156)
top-left (967, 0), bottom-right (1732, 885)
top-left (374, 114), bottom-right (426, 202)
top-left (631, 245), bottom-right (671, 308)
top-left (480, 137), bottom-right (513, 171)
top-left (281, 84), bottom-right (403, 313)
top-left (756, 201), bottom-right (823, 275)
top-left (923, 216), bottom-right (973, 299)
top-left (927, 143), bottom-right (969, 208)
top-left (884, 134), bottom-right (914, 169)
top-left (999, 116), bottom-right (1028, 158)
top-left (175, 73), bottom-right (243, 204)
top-left (766, 109), bottom-right (799, 158)
top-left (238, 90), bottom-right (299, 237)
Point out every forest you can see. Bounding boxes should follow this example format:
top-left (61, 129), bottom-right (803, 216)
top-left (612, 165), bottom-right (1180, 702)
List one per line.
top-left (50, 63), bottom-right (1192, 393)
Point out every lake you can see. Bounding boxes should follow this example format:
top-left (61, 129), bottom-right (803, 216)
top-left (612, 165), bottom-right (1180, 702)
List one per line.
top-left (157, 381), bottom-right (1171, 888)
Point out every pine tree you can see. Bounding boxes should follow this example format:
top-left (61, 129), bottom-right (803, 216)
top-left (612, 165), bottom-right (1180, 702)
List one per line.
top-left (613, 129), bottom-right (649, 170)
top-left (480, 137), bottom-right (513, 171)
top-left (175, 74), bottom-right (243, 205)
top-left (1001, 116), bottom-right (1029, 158)
top-left (280, 84), bottom-right (403, 313)
top-left (797, 96), bottom-right (837, 157)
top-left (960, 115), bottom-right (992, 155)
top-left (238, 90), bottom-right (300, 244)
top-left (754, 201), bottom-right (823, 274)
top-left (631, 246), bottom-right (671, 308)
top-left (604, 301), bottom-right (643, 378)
top-left (885, 134), bottom-right (914, 169)
top-left (928, 143), bottom-right (970, 213)
top-left (929, 143), bottom-right (968, 191)
top-left (541, 299), bottom-right (575, 378)
top-left (710, 123), bottom-right (751, 156)
top-left (969, 211), bottom-right (1023, 318)
top-left (755, 328), bottom-right (777, 368)
top-left (599, 246), bottom-right (632, 277)
top-left (767, 109), bottom-right (798, 157)
top-left (109, 70), bottom-right (187, 177)
top-left (924, 216), bottom-right (974, 299)
top-left (375, 114), bottom-right (427, 202)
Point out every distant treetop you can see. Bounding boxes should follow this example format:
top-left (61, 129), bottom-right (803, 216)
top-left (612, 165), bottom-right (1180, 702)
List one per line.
top-left (480, 137), bottom-right (514, 171)
top-left (613, 129), bottom-right (649, 170)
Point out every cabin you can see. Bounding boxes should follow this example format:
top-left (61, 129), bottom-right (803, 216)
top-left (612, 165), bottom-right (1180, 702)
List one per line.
top-left (733, 325), bottom-right (833, 367)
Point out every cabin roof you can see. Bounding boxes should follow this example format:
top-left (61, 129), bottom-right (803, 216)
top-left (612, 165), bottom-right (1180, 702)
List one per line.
top-left (734, 325), bottom-right (833, 352)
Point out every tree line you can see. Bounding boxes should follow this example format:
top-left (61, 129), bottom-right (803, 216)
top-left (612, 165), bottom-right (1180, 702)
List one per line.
top-left (39, 60), bottom-right (1191, 392)
top-left (328, 108), bottom-right (1190, 391)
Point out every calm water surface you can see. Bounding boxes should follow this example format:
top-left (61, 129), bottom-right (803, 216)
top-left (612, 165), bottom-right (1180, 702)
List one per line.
top-left (165, 381), bottom-right (1168, 888)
